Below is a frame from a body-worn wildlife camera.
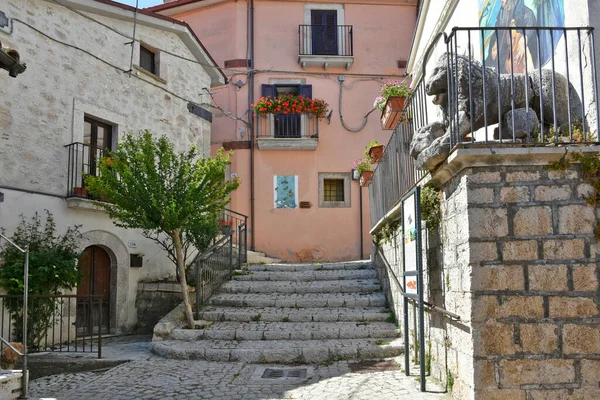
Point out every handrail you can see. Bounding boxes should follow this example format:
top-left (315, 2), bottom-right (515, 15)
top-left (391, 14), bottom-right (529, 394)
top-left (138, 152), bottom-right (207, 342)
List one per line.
top-left (193, 229), bottom-right (235, 263)
top-left (0, 336), bottom-right (23, 357)
top-left (223, 208), bottom-right (248, 218)
top-left (374, 243), bottom-right (461, 321)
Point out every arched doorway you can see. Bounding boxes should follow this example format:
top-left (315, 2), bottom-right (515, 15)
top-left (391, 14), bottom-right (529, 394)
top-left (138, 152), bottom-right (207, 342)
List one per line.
top-left (77, 245), bottom-right (111, 334)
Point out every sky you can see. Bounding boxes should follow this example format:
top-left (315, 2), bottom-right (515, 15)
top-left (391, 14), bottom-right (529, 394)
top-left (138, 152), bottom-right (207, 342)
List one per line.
top-left (115, 0), bottom-right (165, 8)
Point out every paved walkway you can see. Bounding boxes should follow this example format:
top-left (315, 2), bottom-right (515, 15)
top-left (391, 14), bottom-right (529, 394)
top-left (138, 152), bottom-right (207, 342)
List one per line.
top-left (28, 337), bottom-right (447, 400)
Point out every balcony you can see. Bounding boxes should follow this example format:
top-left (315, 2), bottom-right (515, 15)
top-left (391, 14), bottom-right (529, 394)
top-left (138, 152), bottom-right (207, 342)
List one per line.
top-left (65, 142), bottom-right (109, 210)
top-left (298, 25), bottom-right (354, 70)
top-left (255, 113), bottom-right (319, 151)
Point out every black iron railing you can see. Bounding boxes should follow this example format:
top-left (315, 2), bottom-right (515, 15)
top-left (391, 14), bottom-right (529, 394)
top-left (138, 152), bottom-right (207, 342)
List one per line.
top-left (369, 81), bottom-right (428, 227)
top-left (65, 142), bottom-right (109, 199)
top-left (0, 295), bottom-right (104, 357)
top-left (255, 114), bottom-right (319, 138)
top-left (299, 25), bottom-right (353, 56)
top-left (444, 27), bottom-right (599, 146)
top-left (219, 208), bottom-right (248, 266)
top-left (193, 231), bottom-right (234, 317)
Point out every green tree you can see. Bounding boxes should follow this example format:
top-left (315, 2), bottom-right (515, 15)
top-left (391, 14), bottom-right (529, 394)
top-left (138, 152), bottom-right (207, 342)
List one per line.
top-left (85, 131), bottom-right (239, 328)
top-left (0, 211), bottom-right (82, 349)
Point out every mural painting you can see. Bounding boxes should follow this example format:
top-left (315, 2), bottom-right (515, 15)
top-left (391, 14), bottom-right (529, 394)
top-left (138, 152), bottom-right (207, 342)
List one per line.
top-left (479, 0), bottom-right (565, 73)
top-left (274, 175), bottom-right (298, 209)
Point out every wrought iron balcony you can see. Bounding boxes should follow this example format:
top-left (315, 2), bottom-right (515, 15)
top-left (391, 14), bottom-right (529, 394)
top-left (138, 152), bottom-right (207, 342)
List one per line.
top-left (298, 25), bottom-right (354, 69)
top-left (255, 114), bottom-right (319, 151)
top-left (65, 142), bottom-right (109, 200)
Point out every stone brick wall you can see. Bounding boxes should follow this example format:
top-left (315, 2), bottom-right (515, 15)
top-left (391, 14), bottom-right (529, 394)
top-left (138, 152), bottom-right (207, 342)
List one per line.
top-left (466, 163), bottom-right (600, 400)
top-left (135, 282), bottom-right (183, 334)
top-left (374, 149), bottom-right (600, 399)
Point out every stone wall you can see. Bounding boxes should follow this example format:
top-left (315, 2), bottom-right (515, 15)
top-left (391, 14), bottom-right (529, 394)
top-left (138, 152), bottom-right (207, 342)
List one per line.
top-left (135, 282), bottom-right (183, 334)
top-left (373, 148), bottom-right (600, 399)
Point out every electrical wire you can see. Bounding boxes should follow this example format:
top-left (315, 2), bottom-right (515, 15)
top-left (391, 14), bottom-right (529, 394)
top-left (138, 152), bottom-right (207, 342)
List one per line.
top-left (338, 80), bottom-right (379, 132)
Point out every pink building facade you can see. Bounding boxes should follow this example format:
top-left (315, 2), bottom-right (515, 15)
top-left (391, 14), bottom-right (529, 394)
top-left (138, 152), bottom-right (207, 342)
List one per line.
top-left (150, 0), bottom-right (417, 262)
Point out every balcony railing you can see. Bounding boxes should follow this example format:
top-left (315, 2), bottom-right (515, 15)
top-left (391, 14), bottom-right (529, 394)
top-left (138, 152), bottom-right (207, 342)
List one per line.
top-left (299, 25), bottom-right (353, 56)
top-left (65, 142), bottom-right (109, 199)
top-left (255, 114), bottom-right (319, 139)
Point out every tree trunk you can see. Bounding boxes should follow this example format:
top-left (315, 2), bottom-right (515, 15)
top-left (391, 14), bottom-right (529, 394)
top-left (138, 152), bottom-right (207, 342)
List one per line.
top-left (172, 229), bottom-right (195, 328)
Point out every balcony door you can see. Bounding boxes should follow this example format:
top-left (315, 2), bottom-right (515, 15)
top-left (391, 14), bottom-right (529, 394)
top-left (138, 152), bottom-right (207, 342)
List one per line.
top-left (311, 10), bottom-right (338, 55)
top-left (261, 84), bottom-right (312, 138)
top-left (83, 117), bottom-right (113, 180)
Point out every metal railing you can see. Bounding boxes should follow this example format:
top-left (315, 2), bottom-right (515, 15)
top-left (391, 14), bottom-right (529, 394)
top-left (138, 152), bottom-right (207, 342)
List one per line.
top-left (219, 208), bottom-right (248, 266)
top-left (193, 231), bottom-right (234, 317)
top-left (299, 25), bottom-right (353, 56)
top-left (369, 81), bottom-right (428, 227)
top-left (65, 142), bottom-right (109, 199)
top-left (0, 294), bottom-right (104, 357)
top-left (255, 114), bottom-right (319, 138)
top-left (445, 27), bottom-right (599, 146)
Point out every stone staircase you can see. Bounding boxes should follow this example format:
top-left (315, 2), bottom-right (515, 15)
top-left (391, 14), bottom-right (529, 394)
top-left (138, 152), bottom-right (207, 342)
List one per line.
top-left (150, 260), bottom-right (403, 364)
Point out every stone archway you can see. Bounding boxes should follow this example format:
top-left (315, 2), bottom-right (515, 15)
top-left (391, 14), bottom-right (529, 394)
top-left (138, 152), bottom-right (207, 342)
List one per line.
top-left (78, 230), bottom-right (129, 334)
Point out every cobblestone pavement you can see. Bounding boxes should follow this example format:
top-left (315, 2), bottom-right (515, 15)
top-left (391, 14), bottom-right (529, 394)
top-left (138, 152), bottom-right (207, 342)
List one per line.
top-left (29, 358), bottom-right (447, 400)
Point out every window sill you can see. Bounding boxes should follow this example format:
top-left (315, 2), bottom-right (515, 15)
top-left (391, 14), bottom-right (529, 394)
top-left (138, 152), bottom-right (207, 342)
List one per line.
top-left (133, 65), bottom-right (166, 84)
top-left (257, 138), bottom-right (318, 151)
top-left (298, 55), bottom-right (354, 70)
top-left (66, 197), bottom-right (108, 212)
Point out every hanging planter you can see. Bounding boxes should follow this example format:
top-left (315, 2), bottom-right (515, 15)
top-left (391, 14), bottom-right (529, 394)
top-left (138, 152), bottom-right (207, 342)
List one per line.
top-left (380, 96), bottom-right (406, 130)
top-left (368, 144), bottom-right (384, 163)
top-left (360, 171), bottom-right (373, 187)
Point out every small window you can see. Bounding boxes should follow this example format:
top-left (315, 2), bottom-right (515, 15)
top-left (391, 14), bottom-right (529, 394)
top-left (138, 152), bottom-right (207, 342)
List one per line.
top-left (324, 179), bottom-right (344, 202)
top-left (140, 45), bottom-right (157, 75)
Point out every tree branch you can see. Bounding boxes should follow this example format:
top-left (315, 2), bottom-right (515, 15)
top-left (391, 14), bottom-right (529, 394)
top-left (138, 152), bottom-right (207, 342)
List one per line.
top-left (201, 87), bottom-right (251, 128)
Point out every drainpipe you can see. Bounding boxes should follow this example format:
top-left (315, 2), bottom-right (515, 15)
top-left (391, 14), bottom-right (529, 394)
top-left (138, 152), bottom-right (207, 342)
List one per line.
top-left (359, 186), bottom-right (364, 260)
top-left (248, 0), bottom-right (256, 251)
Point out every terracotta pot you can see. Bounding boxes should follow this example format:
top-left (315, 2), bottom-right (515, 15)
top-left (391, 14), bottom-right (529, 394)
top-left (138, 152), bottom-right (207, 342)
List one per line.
top-left (368, 144), bottom-right (385, 163)
top-left (359, 170), bottom-right (373, 187)
top-left (380, 96), bottom-right (406, 130)
top-left (73, 187), bottom-right (88, 197)
top-left (104, 157), bottom-right (115, 167)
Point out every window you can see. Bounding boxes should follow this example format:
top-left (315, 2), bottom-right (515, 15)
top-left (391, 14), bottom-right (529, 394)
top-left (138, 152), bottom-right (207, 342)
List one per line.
top-left (139, 45), bottom-right (157, 75)
top-left (319, 173), bottom-right (351, 208)
top-left (261, 84), bottom-right (313, 138)
top-left (84, 116), bottom-right (113, 178)
top-left (324, 179), bottom-right (344, 202)
top-left (311, 10), bottom-right (338, 55)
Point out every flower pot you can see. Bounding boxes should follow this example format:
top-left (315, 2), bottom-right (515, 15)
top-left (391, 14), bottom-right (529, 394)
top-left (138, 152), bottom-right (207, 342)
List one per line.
top-left (380, 96), bottom-right (406, 130)
top-left (359, 171), bottom-right (373, 187)
top-left (368, 144), bottom-right (385, 163)
top-left (104, 157), bottom-right (115, 167)
top-left (73, 187), bottom-right (88, 197)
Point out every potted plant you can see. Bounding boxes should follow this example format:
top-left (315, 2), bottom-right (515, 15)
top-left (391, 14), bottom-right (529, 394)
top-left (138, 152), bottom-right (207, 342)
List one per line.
top-left (365, 140), bottom-right (384, 163)
top-left (374, 80), bottom-right (413, 130)
top-left (354, 158), bottom-right (373, 187)
top-left (73, 187), bottom-right (88, 197)
top-left (252, 95), bottom-right (329, 119)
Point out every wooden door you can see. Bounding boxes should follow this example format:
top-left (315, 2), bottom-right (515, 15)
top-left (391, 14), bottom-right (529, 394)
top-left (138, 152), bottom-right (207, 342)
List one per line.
top-left (77, 246), bottom-right (110, 335)
top-left (311, 10), bottom-right (338, 55)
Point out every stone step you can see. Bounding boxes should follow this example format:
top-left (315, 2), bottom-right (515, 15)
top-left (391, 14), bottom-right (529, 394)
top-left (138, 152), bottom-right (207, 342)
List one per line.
top-left (150, 338), bottom-right (404, 363)
top-left (247, 260), bottom-right (372, 272)
top-left (170, 321), bottom-right (400, 341)
top-left (196, 306), bottom-right (392, 323)
top-left (208, 292), bottom-right (387, 308)
top-left (233, 269), bottom-right (377, 282)
top-left (220, 279), bottom-right (382, 294)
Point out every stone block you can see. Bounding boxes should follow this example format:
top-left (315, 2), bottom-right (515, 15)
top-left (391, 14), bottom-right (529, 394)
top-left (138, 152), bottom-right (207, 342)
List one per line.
top-left (470, 171), bottom-right (502, 184)
top-left (475, 390), bottom-right (526, 400)
top-left (573, 264), bottom-right (599, 291)
top-left (549, 297), bottom-right (598, 318)
top-left (528, 264), bottom-right (568, 291)
top-left (472, 296), bottom-right (498, 322)
top-left (534, 185), bottom-right (572, 201)
top-left (577, 183), bottom-right (594, 199)
top-left (475, 360), bottom-right (498, 390)
top-left (470, 187), bottom-right (495, 204)
top-left (506, 171), bottom-right (541, 182)
top-left (503, 240), bottom-right (538, 261)
top-left (520, 323), bottom-right (558, 354)
top-left (543, 239), bottom-right (585, 260)
top-left (470, 242), bottom-right (499, 264)
top-left (563, 324), bottom-right (600, 354)
top-left (500, 187), bottom-right (530, 203)
top-left (469, 208), bottom-right (509, 238)
top-left (568, 389), bottom-right (600, 399)
top-left (476, 320), bottom-right (516, 356)
top-left (496, 296), bottom-right (545, 318)
top-left (527, 390), bottom-right (571, 400)
top-left (548, 169), bottom-right (579, 180)
top-left (558, 205), bottom-right (596, 234)
top-left (581, 360), bottom-right (600, 388)
top-left (500, 359), bottom-right (576, 387)
top-left (514, 206), bottom-right (553, 236)
top-left (472, 265), bottom-right (524, 291)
